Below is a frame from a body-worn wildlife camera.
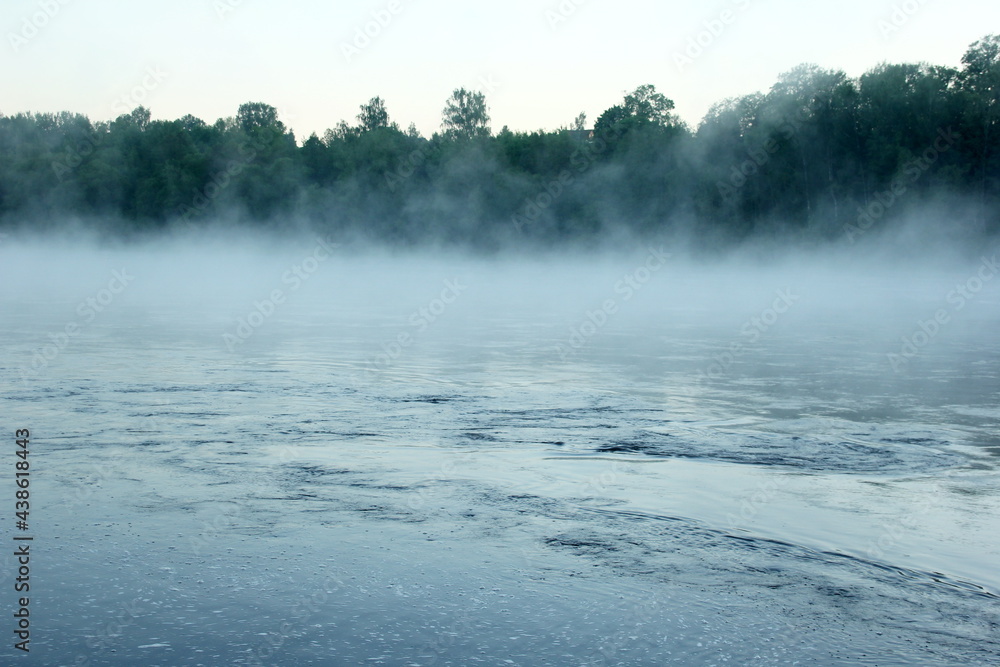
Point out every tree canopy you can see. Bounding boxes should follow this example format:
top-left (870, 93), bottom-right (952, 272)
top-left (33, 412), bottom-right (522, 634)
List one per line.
top-left (440, 88), bottom-right (491, 140)
top-left (1, 37), bottom-right (998, 248)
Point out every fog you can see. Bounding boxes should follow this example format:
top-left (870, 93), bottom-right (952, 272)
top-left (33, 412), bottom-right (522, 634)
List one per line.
top-left (6, 223), bottom-right (998, 422)
top-left (6, 14), bottom-right (1000, 667)
top-left (4, 225), bottom-right (995, 373)
top-left (5, 39), bottom-right (1000, 257)
top-left (3, 222), bottom-right (1000, 663)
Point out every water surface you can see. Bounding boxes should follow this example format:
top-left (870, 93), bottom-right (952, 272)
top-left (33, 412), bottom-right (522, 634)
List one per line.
top-left (2, 243), bottom-right (999, 665)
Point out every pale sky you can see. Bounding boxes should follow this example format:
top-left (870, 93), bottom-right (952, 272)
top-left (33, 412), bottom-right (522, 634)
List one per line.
top-left (2, 0), bottom-right (997, 140)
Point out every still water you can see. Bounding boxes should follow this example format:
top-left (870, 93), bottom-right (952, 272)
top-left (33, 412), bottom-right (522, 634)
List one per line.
top-left (2, 241), bottom-right (999, 665)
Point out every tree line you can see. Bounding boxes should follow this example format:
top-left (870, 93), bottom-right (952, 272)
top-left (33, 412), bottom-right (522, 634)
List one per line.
top-left (1, 35), bottom-right (998, 249)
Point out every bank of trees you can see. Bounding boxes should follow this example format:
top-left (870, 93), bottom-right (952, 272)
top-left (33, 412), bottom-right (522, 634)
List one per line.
top-left (1, 36), bottom-right (998, 247)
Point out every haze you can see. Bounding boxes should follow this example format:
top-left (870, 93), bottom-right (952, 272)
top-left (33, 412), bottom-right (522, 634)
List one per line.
top-left (3, 1), bottom-right (1000, 663)
top-left (4, 0), bottom-right (999, 137)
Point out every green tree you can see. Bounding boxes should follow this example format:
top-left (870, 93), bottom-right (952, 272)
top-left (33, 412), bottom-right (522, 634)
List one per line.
top-left (236, 102), bottom-right (284, 136)
top-left (595, 84), bottom-right (678, 137)
top-left (440, 88), bottom-right (490, 140)
top-left (113, 106), bottom-right (151, 132)
top-left (357, 96), bottom-right (394, 132)
top-left (959, 34), bottom-right (1000, 227)
top-left (623, 84), bottom-right (677, 126)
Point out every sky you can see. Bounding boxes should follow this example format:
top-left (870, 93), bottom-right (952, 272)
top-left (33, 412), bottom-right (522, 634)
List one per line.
top-left (2, 0), bottom-right (998, 140)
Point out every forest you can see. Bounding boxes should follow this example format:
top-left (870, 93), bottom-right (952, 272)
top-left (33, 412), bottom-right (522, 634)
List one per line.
top-left (1, 35), bottom-right (998, 249)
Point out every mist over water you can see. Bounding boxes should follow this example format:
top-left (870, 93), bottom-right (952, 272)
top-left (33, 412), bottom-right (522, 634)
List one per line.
top-left (3, 230), bottom-right (1000, 664)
